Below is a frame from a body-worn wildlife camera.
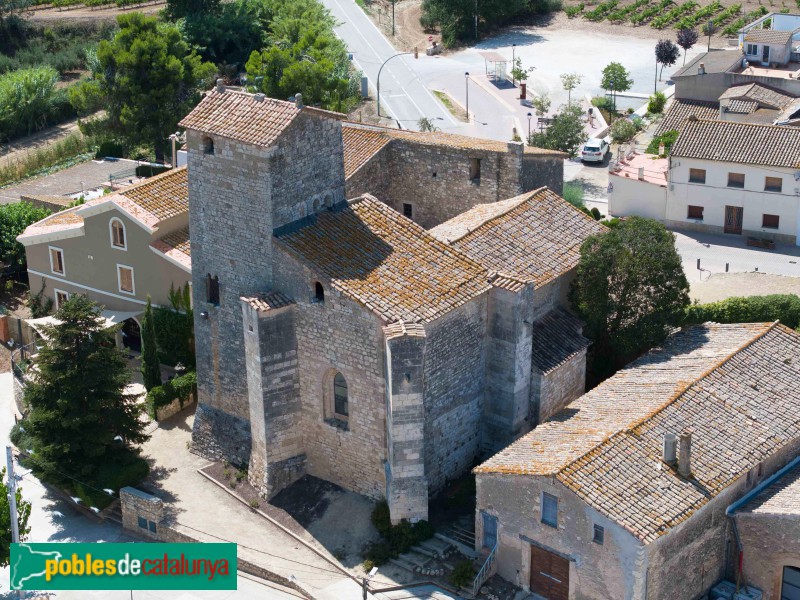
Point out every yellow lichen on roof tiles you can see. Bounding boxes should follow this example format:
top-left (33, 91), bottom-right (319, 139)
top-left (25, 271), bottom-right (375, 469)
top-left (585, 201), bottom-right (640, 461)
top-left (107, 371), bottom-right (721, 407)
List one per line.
top-left (277, 195), bottom-right (491, 323)
top-left (433, 188), bottom-right (606, 287)
top-left (119, 167), bottom-right (188, 222)
top-left (342, 126), bottom-right (391, 178)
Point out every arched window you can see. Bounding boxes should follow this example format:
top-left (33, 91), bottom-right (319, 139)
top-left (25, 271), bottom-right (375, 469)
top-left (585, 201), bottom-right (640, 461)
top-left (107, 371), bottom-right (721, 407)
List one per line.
top-left (110, 218), bottom-right (126, 249)
top-left (314, 282), bottom-right (324, 304)
top-left (333, 372), bottom-right (348, 419)
top-left (201, 136), bottom-right (214, 155)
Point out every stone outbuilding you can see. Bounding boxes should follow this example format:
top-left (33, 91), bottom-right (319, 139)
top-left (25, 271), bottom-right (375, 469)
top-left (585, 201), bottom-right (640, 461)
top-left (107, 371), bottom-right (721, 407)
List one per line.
top-left (475, 322), bottom-right (800, 600)
top-left (179, 87), bottom-right (598, 523)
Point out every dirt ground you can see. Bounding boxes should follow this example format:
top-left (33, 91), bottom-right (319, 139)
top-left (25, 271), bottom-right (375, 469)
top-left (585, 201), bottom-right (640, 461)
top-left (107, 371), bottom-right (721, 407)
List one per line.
top-left (690, 272), bottom-right (800, 304)
top-left (23, 0), bottom-right (164, 23)
top-left (365, 0), bottom-right (751, 54)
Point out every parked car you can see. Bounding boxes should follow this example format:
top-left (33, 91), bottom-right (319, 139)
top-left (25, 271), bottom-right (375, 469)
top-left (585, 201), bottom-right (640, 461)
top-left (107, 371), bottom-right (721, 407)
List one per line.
top-left (581, 138), bottom-right (609, 163)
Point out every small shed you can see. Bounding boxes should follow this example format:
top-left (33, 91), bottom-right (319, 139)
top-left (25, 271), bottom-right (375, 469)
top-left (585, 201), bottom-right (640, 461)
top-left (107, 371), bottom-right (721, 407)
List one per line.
top-left (478, 51), bottom-right (509, 82)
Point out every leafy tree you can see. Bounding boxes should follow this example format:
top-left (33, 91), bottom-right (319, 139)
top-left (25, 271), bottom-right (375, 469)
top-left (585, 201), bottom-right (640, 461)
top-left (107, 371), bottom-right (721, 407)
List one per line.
top-left (510, 57), bottom-right (534, 84)
top-left (0, 468), bottom-right (31, 567)
top-left (610, 118), bottom-right (637, 144)
top-left (570, 217), bottom-right (690, 380)
top-left (166, 0), bottom-right (219, 19)
top-left (23, 295), bottom-right (149, 488)
top-left (528, 104), bottom-right (587, 157)
top-left (560, 72), bottom-right (582, 106)
top-left (648, 91), bottom-right (667, 113)
top-left (0, 0), bottom-right (30, 31)
top-left (70, 14), bottom-right (216, 161)
top-left (600, 62), bottom-right (632, 110)
top-left (0, 202), bottom-right (50, 272)
top-left (530, 93), bottom-right (551, 118)
top-left (181, 0), bottom-right (264, 70)
top-left (153, 283), bottom-right (195, 367)
top-left (140, 296), bottom-right (161, 392)
top-left (676, 28), bottom-right (698, 65)
top-left (655, 39), bottom-right (680, 83)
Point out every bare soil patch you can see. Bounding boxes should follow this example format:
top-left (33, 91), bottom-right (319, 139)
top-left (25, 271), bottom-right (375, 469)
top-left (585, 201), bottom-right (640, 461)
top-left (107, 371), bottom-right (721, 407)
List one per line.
top-left (24, 0), bottom-right (164, 24)
top-left (347, 98), bottom-right (399, 128)
top-left (691, 272), bottom-right (800, 303)
top-left (363, 0), bottom-right (432, 52)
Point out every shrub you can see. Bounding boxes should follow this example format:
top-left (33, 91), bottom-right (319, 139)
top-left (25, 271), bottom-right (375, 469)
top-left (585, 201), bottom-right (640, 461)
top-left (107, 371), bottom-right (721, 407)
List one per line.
top-left (146, 371), bottom-right (197, 418)
top-left (646, 129), bottom-right (679, 156)
top-left (365, 501), bottom-right (435, 565)
top-left (72, 450), bottom-right (149, 509)
top-left (371, 500), bottom-right (392, 536)
top-left (562, 181), bottom-right (585, 209)
top-left (648, 91), bottom-right (667, 113)
top-left (685, 295), bottom-right (800, 329)
top-left (564, 2), bottom-right (584, 17)
top-left (610, 118), bottom-right (638, 143)
top-left (449, 560), bottom-right (475, 588)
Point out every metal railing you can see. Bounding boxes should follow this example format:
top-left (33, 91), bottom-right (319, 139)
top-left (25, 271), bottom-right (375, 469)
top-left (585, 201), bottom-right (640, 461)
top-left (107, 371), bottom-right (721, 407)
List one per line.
top-left (471, 542), bottom-right (498, 597)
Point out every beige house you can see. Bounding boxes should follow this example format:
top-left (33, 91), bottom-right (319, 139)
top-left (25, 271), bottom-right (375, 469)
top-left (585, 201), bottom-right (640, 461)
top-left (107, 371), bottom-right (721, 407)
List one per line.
top-left (474, 322), bottom-right (800, 600)
top-left (610, 118), bottom-right (800, 245)
top-left (17, 168), bottom-right (192, 350)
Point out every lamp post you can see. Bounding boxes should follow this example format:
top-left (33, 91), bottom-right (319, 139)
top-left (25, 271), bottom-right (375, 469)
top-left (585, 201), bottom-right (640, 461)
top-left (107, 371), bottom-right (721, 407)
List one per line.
top-left (377, 52), bottom-right (415, 118)
top-left (465, 72), bottom-right (470, 122)
top-left (527, 112), bottom-right (532, 139)
top-left (512, 43), bottom-right (517, 85)
top-left (707, 19), bottom-right (713, 52)
top-left (392, 0), bottom-right (396, 36)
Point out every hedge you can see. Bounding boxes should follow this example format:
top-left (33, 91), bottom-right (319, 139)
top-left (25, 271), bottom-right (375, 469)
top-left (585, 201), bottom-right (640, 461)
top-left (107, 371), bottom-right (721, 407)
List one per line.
top-left (153, 306), bottom-right (194, 368)
top-left (685, 295), bottom-right (800, 329)
top-left (146, 371), bottom-right (197, 418)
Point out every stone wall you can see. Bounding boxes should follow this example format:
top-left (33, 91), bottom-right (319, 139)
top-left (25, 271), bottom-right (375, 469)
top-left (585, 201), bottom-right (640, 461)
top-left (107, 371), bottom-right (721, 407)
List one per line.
top-left (423, 297), bottom-right (487, 494)
top-left (272, 249), bottom-right (387, 500)
top-left (522, 155), bottom-right (564, 196)
top-left (154, 393), bottom-right (195, 422)
top-left (737, 506), bottom-right (800, 599)
top-left (187, 107), bottom-right (345, 465)
top-left (120, 487), bottom-right (163, 540)
top-left (476, 473), bottom-right (646, 599)
top-left (345, 146), bottom-right (391, 202)
top-left (535, 350), bottom-right (587, 424)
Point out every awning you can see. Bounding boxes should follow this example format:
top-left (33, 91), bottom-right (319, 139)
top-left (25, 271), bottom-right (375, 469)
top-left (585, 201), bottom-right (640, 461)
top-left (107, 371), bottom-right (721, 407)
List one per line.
top-left (26, 310), bottom-right (141, 338)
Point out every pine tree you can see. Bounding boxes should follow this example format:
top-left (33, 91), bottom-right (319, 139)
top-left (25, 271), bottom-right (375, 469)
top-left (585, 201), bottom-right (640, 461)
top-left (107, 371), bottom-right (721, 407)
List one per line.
top-left (23, 295), bottom-right (149, 486)
top-left (140, 296), bottom-right (161, 392)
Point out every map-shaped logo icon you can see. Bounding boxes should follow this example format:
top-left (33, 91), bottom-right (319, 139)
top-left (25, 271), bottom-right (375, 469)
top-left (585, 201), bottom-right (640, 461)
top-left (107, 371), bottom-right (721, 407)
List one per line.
top-left (10, 543), bottom-right (62, 590)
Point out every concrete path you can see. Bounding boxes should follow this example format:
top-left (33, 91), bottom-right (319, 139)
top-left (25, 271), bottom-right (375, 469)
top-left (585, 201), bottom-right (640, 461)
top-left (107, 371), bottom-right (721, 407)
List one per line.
top-left (139, 409), bottom-right (370, 600)
top-left (321, 0), bottom-right (455, 131)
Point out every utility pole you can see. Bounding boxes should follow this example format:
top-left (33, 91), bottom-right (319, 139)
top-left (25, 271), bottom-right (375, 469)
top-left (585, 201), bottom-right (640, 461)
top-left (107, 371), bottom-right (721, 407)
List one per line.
top-left (392, 0), bottom-right (396, 36)
top-left (465, 72), bottom-right (470, 122)
top-left (512, 43), bottom-right (517, 86)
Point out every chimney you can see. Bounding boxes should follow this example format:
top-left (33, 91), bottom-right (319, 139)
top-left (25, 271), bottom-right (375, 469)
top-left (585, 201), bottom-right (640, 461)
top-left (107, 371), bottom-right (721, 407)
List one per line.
top-left (254, 93), bottom-right (266, 103)
top-left (719, 104), bottom-right (726, 119)
top-left (658, 142), bottom-right (666, 156)
top-left (698, 63), bottom-right (706, 75)
top-left (663, 433), bottom-right (677, 466)
top-left (678, 430), bottom-right (693, 477)
top-left (216, 78), bottom-right (225, 93)
top-left (295, 93), bottom-right (303, 109)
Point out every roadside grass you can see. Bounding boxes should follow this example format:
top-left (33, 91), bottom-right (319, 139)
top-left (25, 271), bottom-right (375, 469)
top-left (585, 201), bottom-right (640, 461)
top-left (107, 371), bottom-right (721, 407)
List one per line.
top-left (0, 133), bottom-right (91, 187)
top-left (433, 90), bottom-right (469, 122)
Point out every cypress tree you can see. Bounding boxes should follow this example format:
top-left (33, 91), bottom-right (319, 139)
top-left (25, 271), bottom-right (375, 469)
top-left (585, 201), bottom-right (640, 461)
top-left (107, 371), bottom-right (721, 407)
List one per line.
top-left (140, 295), bottom-right (161, 392)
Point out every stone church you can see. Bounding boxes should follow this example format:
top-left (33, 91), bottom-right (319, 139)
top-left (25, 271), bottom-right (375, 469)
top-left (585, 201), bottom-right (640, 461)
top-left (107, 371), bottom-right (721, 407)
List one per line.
top-left (179, 86), bottom-right (605, 521)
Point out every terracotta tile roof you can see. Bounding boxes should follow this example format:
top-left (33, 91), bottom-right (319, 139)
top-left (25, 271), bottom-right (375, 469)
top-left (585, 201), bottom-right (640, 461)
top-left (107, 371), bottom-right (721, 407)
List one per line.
top-left (343, 122), bottom-right (565, 156)
top-left (476, 322), bottom-right (800, 544)
top-left (179, 89), bottom-right (344, 148)
top-left (670, 118), bottom-right (800, 168)
top-left (383, 321), bottom-right (427, 340)
top-left (151, 226), bottom-right (191, 270)
top-left (342, 126), bottom-right (391, 178)
top-left (530, 309), bottom-right (590, 374)
top-left (119, 167), bottom-right (188, 222)
top-left (241, 291), bottom-right (295, 312)
top-left (490, 274), bottom-right (527, 293)
top-left (719, 83), bottom-right (796, 109)
top-left (654, 99), bottom-right (719, 136)
top-left (430, 188), bottom-right (606, 288)
top-left (277, 194), bottom-right (491, 323)
top-left (18, 206), bottom-right (85, 240)
top-left (744, 29), bottom-right (794, 44)
top-left (738, 464), bottom-right (800, 516)
top-left (727, 100), bottom-right (760, 114)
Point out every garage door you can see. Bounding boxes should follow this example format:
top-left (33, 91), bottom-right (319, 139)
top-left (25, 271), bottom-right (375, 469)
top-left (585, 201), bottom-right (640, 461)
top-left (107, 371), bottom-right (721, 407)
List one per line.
top-left (530, 545), bottom-right (569, 600)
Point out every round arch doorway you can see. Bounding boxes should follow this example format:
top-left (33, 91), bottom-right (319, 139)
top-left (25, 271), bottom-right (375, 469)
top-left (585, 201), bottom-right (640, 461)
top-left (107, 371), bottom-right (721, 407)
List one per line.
top-left (121, 318), bottom-right (141, 352)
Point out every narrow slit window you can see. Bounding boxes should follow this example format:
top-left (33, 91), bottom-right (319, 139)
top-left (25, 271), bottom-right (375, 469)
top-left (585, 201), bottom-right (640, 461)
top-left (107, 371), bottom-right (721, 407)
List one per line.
top-left (593, 524), bottom-right (604, 545)
top-left (470, 158), bottom-right (481, 181)
top-left (403, 203), bottom-right (413, 219)
top-left (315, 282), bottom-right (325, 303)
top-left (206, 274), bottom-right (220, 305)
top-left (333, 372), bottom-right (348, 419)
top-left (542, 492), bottom-right (558, 528)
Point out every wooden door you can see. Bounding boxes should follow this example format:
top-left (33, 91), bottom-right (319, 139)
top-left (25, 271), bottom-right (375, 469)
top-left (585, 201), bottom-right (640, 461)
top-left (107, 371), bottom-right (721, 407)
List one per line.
top-left (724, 206), bottom-right (743, 234)
top-left (530, 545), bottom-right (570, 600)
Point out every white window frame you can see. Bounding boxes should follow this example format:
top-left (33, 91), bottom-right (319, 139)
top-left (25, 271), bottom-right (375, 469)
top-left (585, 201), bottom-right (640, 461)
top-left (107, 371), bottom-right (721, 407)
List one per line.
top-left (746, 43), bottom-right (758, 56)
top-left (117, 264), bottom-right (136, 295)
top-left (49, 246), bottom-right (65, 276)
top-left (109, 218), bottom-right (127, 251)
top-left (54, 289), bottom-right (70, 310)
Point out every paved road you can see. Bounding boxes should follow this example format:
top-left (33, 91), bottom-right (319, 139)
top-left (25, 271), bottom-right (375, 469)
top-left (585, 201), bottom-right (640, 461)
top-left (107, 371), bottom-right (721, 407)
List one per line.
top-left (321, 0), bottom-right (457, 131)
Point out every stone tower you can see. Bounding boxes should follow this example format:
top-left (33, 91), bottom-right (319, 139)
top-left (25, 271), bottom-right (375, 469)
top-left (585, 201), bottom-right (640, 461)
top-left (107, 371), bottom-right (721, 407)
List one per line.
top-left (179, 88), bottom-right (346, 465)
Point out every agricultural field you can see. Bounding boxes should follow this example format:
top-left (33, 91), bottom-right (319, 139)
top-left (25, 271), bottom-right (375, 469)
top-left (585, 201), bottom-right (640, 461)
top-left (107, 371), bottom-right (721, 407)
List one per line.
top-left (564, 0), bottom-right (778, 34)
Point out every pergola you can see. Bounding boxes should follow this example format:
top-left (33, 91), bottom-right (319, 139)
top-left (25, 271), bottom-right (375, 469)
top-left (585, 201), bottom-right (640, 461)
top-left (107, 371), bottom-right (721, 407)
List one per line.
top-left (478, 51), bottom-right (509, 82)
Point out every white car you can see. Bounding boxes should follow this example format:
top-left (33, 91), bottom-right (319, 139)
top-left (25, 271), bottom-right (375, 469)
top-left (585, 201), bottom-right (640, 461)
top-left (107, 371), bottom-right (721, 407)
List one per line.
top-left (581, 138), bottom-right (609, 163)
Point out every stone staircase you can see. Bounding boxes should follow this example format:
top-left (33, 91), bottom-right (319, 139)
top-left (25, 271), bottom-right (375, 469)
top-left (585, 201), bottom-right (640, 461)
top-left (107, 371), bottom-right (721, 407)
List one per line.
top-left (388, 536), bottom-right (459, 577)
top-left (102, 499), bottom-right (123, 525)
top-left (435, 523), bottom-right (478, 559)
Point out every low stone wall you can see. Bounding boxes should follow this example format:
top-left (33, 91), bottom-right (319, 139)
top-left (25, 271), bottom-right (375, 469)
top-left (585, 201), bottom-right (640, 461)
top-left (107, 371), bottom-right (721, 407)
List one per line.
top-left (120, 486), bottom-right (163, 540)
top-left (154, 392), bottom-right (195, 421)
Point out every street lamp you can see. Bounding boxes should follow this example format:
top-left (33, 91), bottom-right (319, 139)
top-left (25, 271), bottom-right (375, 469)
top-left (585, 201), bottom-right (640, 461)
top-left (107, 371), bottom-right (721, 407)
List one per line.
top-left (527, 112), bottom-right (532, 139)
top-left (465, 72), bottom-right (470, 122)
top-left (707, 19), bottom-right (713, 52)
top-left (512, 43), bottom-right (517, 86)
top-left (377, 50), bottom-right (418, 117)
